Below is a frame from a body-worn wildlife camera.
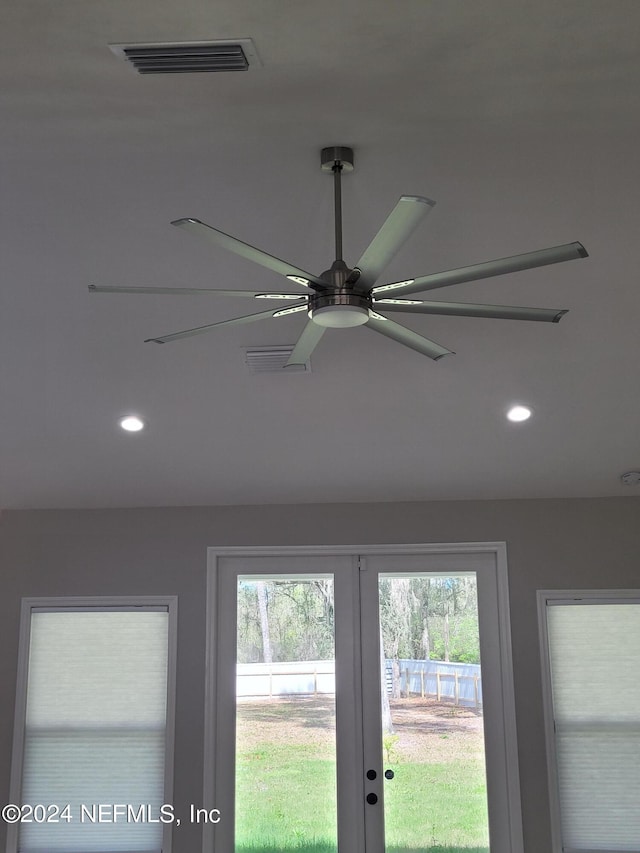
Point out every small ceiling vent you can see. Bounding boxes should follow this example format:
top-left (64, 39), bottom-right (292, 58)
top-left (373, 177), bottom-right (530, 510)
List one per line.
top-left (244, 346), bottom-right (311, 374)
top-left (109, 39), bottom-right (261, 74)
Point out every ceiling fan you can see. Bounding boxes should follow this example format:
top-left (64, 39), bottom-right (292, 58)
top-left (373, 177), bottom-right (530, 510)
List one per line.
top-left (89, 146), bottom-right (588, 365)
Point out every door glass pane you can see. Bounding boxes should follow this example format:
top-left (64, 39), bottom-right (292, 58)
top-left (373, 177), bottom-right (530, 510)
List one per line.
top-left (236, 576), bottom-right (337, 853)
top-left (378, 573), bottom-right (490, 853)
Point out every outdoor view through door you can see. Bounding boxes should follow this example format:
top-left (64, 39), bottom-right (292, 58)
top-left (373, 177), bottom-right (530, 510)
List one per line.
top-left (376, 576), bottom-right (488, 852)
top-left (207, 547), bottom-right (522, 853)
top-left (236, 577), bottom-right (338, 852)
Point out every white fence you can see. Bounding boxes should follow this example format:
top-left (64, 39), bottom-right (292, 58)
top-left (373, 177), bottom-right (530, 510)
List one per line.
top-left (237, 660), bottom-right (335, 698)
top-left (392, 659), bottom-right (482, 708)
top-left (237, 658), bottom-right (482, 707)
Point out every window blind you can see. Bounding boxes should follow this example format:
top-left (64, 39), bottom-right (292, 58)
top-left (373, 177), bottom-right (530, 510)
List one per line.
top-left (547, 602), bottom-right (640, 852)
top-left (18, 609), bottom-right (169, 853)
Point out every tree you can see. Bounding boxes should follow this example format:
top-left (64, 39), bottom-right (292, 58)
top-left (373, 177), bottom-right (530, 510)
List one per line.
top-left (237, 579), bottom-right (335, 663)
top-left (379, 578), bottom-right (413, 697)
top-left (238, 575), bottom-right (480, 670)
top-left (256, 581), bottom-right (273, 664)
top-left (379, 575), bottom-right (481, 680)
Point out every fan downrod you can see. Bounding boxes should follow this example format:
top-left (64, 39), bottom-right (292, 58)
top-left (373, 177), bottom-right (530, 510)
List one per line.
top-left (310, 146), bottom-right (368, 327)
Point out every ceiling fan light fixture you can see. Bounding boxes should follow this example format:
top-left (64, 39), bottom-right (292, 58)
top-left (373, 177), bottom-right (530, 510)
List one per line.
top-left (93, 144), bottom-right (586, 363)
top-left (310, 304), bottom-right (369, 328)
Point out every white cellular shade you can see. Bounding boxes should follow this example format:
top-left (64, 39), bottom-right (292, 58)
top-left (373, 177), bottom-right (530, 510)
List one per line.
top-left (547, 603), bottom-right (640, 852)
top-left (18, 609), bottom-right (169, 853)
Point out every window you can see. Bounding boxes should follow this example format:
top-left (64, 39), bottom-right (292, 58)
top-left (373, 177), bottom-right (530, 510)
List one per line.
top-left (8, 598), bottom-right (177, 853)
top-left (538, 591), bottom-right (640, 853)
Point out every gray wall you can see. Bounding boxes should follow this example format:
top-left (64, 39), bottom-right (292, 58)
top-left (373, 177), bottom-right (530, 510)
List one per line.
top-left (1, 497), bottom-right (639, 852)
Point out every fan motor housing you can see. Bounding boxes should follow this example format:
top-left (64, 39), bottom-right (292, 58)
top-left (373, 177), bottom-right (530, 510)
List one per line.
top-left (309, 290), bottom-right (371, 312)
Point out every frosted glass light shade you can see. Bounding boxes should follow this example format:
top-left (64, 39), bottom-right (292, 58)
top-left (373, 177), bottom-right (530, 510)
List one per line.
top-left (310, 305), bottom-right (369, 328)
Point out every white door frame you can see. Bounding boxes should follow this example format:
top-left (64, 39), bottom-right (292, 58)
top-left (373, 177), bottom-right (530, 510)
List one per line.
top-left (204, 542), bottom-right (523, 853)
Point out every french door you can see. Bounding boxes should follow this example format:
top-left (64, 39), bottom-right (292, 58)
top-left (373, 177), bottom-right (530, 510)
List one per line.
top-left (205, 544), bottom-right (523, 853)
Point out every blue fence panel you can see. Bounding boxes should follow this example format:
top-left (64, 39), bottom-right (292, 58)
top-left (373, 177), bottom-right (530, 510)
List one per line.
top-left (387, 659), bottom-right (482, 707)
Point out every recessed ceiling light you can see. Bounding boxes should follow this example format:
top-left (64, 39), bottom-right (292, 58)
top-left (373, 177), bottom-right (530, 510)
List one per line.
top-left (119, 415), bottom-right (145, 432)
top-left (506, 405), bottom-right (532, 423)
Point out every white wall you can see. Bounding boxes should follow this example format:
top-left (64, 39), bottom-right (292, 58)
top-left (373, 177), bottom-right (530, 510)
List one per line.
top-left (1, 497), bottom-right (639, 852)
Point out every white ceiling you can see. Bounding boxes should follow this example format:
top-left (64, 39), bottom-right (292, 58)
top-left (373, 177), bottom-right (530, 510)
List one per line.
top-left (2, 0), bottom-right (640, 508)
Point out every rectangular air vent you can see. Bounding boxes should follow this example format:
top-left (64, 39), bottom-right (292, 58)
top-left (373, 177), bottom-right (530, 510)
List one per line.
top-left (109, 39), bottom-right (261, 74)
top-left (244, 346), bottom-right (311, 374)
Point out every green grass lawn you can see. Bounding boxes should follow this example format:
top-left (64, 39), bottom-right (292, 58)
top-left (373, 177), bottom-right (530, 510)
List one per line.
top-left (237, 744), bottom-right (336, 849)
top-left (384, 761), bottom-right (489, 850)
top-left (236, 743), bottom-right (489, 853)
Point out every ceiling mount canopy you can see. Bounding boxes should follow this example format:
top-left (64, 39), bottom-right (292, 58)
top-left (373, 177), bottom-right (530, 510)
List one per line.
top-left (90, 146), bottom-right (588, 366)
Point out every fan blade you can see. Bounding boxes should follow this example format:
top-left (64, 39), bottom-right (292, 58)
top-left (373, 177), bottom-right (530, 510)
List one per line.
top-left (373, 298), bottom-right (568, 323)
top-left (144, 302), bottom-right (306, 344)
top-left (171, 218), bottom-right (327, 288)
top-left (365, 313), bottom-right (454, 361)
top-left (354, 196), bottom-right (435, 290)
top-left (372, 241), bottom-right (588, 298)
top-left (89, 285), bottom-right (304, 299)
top-left (286, 320), bottom-right (326, 366)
